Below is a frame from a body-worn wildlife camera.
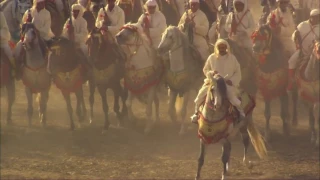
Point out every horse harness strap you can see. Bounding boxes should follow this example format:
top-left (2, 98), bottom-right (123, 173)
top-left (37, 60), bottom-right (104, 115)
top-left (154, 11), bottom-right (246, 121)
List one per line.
top-left (230, 10), bottom-right (249, 36)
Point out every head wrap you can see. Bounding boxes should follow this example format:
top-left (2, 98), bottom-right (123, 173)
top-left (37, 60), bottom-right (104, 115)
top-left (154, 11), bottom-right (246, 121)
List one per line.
top-left (233, 0), bottom-right (248, 13)
top-left (276, 0), bottom-right (290, 2)
top-left (146, 0), bottom-right (157, 6)
top-left (78, 0), bottom-right (87, 8)
top-left (71, 4), bottom-right (84, 18)
top-left (35, 0), bottom-right (45, 3)
top-left (214, 39), bottom-right (231, 57)
top-left (310, 9), bottom-right (320, 17)
top-left (189, 0), bottom-right (200, 3)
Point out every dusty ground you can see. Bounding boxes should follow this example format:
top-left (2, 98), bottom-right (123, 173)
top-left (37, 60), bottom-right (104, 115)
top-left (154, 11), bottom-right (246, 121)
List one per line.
top-left (1, 80), bottom-right (319, 180)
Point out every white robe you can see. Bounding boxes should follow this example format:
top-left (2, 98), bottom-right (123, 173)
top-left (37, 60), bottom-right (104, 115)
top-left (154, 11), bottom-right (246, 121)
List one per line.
top-left (267, 8), bottom-right (296, 54)
top-left (137, 11), bottom-right (167, 49)
top-left (0, 11), bottom-right (13, 60)
top-left (195, 53), bottom-right (242, 107)
top-left (95, 5), bottom-right (125, 37)
top-left (178, 9), bottom-right (210, 61)
top-left (288, 20), bottom-right (320, 69)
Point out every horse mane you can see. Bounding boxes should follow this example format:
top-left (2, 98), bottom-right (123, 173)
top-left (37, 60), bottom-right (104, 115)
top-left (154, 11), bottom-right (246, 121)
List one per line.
top-left (123, 22), bottom-right (152, 46)
top-left (216, 76), bottom-right (228, 100)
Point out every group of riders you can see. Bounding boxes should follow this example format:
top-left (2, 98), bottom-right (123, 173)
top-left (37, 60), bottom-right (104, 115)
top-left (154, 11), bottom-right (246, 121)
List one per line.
top-left (0, 0), bottom-right (319, 123)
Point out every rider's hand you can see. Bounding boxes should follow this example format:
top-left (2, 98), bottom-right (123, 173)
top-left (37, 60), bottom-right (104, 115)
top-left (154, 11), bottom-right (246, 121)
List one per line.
top-left (226, 80), bottom-right (233, 86)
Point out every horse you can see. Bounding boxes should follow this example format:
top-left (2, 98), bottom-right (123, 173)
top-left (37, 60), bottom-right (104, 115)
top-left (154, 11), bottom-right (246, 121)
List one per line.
top-left (157, 26), bottom-right (203, 135)
top-left (47, 37), bottom-right (87, 130)
top-left (45, 0), bottom-right (67, 37)
top-left (87, 28), bottom-right (128, 130)
top-left (292, 40), bottom-right (320, 147)
top-left (252, 24), bottom-right (290, 141)
top-left (194, 73), bottom-right (267, 180)
top-left (117, 0), bottom-right (143, 23)
top-left (14, 23), bottom-right (51, 127)
top-left (0, 0), bottom-right (32, 42)
top-left (115, 23), bottom-right (163, 134)
top-left (0, 46), bottom-right (15, 125)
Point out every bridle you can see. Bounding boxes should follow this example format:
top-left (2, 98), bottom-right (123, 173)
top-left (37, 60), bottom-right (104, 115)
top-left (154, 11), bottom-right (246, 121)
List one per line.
top-left (251, 28), bottom-right (273, 64)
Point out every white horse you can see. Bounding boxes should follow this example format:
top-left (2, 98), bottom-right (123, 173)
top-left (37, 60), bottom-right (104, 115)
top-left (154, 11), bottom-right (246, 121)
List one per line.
top-left (157, 26), bottom-right (203, 135)
top-left (115, 23), bottom-right (163, 134)
top-left (0, 0), bottom-right (32, 42)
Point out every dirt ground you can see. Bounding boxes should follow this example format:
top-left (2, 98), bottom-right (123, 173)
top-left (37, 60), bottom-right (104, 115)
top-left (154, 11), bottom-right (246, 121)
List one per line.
top-left (1, 80), bottom-right (319, 180)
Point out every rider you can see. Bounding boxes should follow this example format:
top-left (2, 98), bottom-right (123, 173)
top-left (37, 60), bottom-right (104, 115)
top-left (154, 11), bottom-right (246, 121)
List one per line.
top-left (267, 0), bottom-right (296, 56)
top-left (0, 11), bottom-right (16, 73)
top-left (191, 39), bottom-right (245, 124)
top-left (62, 4), bottom-right (89, 58)
top-left (259, 0), bottom-right (277, 26)
top-left (178, 0), bottom-right (210, 62)
top-left (287, 9), bottom-right (320, 91)
top-left (95, 0), bottom-right (125, 38)
top-left (225, 0), bottom-right (255, 53)
top-left (14, 0), bottom-right (54, 58)
top-left (78, 0), bottom-right (96, 33)
top-left (137, 0), bottom-right (167, 50)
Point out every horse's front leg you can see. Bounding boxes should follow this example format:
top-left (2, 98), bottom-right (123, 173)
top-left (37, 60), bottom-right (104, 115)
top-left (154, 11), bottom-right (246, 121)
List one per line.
top-left (6, 80), bottom-right (15, 125)
top-left (144, 88), bottom-right (156, 135)
top-left (221, 139), bottom-right (231, 180)
top-left (195, 140), bottom-right (206, 180)
top-left (314, 103), bottom-right (320, 147)
top-left (168, 90), bottom-right (178, 125)
top-left (179, 91), bottom-right (190, 136)
top-left (88, 79), bottom-right (95, 124)
top-left (291, 88), bottom-right (299, 126)
top-left (97, 86), bottom-right (109, 130)
top-left (308, 104), bottom-right (316, 144)
top-left (25, 87), bottom-right (33, 127)
top-left (154, 92), bottom-right (160, 122)
top-left (62, 92), bottom-right (75, 130)
top-left (264, 100), bottom-right (271, 141)
top-left (39, 90), bottom-right (49, 127)
top-left (125, 91), bottom-right (135, 124)
top-left (75, 87), bottom-right (86, 123)
top-left (112, 84), bottom-right (124, 127)
top-left (240, 121), bottom-right (252, 168)
top-left (280, 93), bottom-right (290, 136)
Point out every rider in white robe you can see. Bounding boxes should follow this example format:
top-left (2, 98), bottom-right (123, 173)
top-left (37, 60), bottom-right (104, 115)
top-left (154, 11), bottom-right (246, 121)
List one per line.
top-left (267, 0), bottom-right (296, 55)
top-left (191, 39), bottom-right (245, 123)
top-left (137, 0), bottom-right (167, 49)
top-left (0, 11), bottom-right (15, 69)
top-left (225, 0), bottom-right (255, 51)
top-left (287, 9), bottom-right (320, 91)
top-left (62, 4), bottom-right (88, 57)
top-left (178, 0), bottom-right (210, 62)
top-left (95, 0), bottom-right (125, 38)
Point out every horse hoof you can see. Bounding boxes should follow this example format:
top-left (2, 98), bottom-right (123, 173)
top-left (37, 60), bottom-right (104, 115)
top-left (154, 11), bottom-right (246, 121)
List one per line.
top-left (195, 176), bottom-right (200, 180)
top-left (101, 129), bottom-right (108, 135)
top-left (292, 120), bottom-right (298, 127)
top-left (7, 120), bottom-right (13, 126)
top-left (264, 131), bottom-right (271, 142)
top-left (311, 134), bottom-right (316, 144)
top-left (179, 128), bottom-right (185, 136)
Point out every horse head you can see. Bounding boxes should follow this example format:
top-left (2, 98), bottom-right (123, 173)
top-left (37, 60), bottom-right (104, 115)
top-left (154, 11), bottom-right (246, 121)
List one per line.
top-left (207, 73), bottom-right (229, 111)
top-left (22, 23), bottom-right (39, 50)
top-left (157, 26), bottom-right (186, 56)
top-left (47, 36), bottom-right (74, 65)
top-left (16, 0), bottom-right (32, 22)
top-left (251, 25), bottom-right (273, 54)
top-left (115, 23), bottom-right (141, 46)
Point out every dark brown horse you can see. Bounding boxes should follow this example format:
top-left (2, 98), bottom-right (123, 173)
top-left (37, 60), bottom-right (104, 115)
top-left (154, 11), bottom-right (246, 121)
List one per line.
top-left (252, 25), bottom-right (290, 141)
top-left (117, 0), bottom-right (143, 23)
top-left (0, 47), bottom-right (15, 125)
top-left (87, 28), bottom-right (128, 130)
top-left (47, 37), bottom-right (87, 130)
top-left (46, 0), bottom-right (66, 37)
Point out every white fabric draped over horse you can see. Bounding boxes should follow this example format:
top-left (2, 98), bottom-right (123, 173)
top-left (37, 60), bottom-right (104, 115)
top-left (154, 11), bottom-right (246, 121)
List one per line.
top-left (115, 23), bottom-right (163, 134)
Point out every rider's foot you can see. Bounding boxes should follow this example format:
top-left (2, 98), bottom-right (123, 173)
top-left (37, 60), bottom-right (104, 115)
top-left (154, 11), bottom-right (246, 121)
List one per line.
top-left (191, 113), bottom-right (198, 124)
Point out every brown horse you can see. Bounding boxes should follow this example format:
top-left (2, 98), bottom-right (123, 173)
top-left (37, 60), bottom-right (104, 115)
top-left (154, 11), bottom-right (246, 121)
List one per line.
top-left (252, 25), bottom-right (290, 141)
top-left (47, 37), bottom-right (87, 130)
top-left (15, 23), bottom-right (51, 127)
top-left (46, 0), bottom-right (66, 37)
top-left (0, 47), bottom-right (15, 125)
top-left (87, 28), bottom-right (128, 130)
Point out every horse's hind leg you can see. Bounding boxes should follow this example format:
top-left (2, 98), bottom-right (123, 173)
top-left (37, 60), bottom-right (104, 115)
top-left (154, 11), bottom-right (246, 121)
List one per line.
top-left (221, 139), bottom-right (231, 180)
top-left (88, 79), bottom-right (95, 124)
top-left (168, 90), bottom-right (178, 125)
top-left (280, 93), bottom-right (290, 136)
top-left (25, 87), bottom-right (33, 127)
top-left (112, 84), bottom-right (123, 127)
top-left (144, 88), bottom-right (156, 134)
top-left (264, 100), bottom-right (271, 141)
top-left (240, 122), bottom-right (251, 167)
top-left (154, 93), bottom-right (160, 122)
top-left (39, 90), bottom-right (49, 127)
top-left (6, 81), bottom-right (15, 125)
top-left (75, 87), bottom-right (86, 123)
top-left (291, 88), bottom-right (299, 127)
top-left (195, 140), bottom-right (206, 180)
top-left (62, 92), bottom-right (75, 130)
top-left (98, 86), bottom-right (110, 130)
top-left (314, 103), bottom-right (319, 147)
top-left (308, 105), bottom-right (316, 144)
top-left (179, 91), bottom-right (190, 136)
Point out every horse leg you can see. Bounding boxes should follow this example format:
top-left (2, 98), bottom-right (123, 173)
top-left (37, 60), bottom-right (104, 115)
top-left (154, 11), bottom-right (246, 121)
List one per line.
top-left (112, 85), bottom-right (123, 127)
top-left (80, 87), bottom-right (87, 121)
top-left (195, 140), bottom-right (206, 180)
top-left (264, 100), bottom-right (271, 141)
top-left (240, 122), bottom-right (251, 168)
top-left (221, 139), bottom-right (231, 180)
top-left (280, 93), bottom-right (290, 136)
top-left (89, 79), bottom-right (95, 124)
top-left (179, 91), bottom-right (190, 136)
top-left (126, 91), bottom-right (135, 124)
top-left (6, 80), bottom-right (15, 125)
top-left (144, 88), bottom-right (156, 134)
top-left (314, 103), bottom-right (320, 147)
top-left (62, 92), bottom-right (75, 130)
top-left (309, 105), bottom-right (316, 144)
top-left (168, 90), bottom-right (178, 125)
top-left (39, 90), bottom-right (49, 127)
top-left (154, 92), bottom-right (160, 122)
top-left (25, 87), bottom-right (33, 127)
top-left (98, 86), bottom-right (110, 130)
top-left (75, 88), bottom-right (85, 123)
top-left (120, 86), bottom-right (128, 118)
top-left (291, 88), bottom-right (299, 127)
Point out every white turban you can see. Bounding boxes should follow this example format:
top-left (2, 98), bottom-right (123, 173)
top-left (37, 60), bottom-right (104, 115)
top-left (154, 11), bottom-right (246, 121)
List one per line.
top-left (146, 0), bottom-right (157, 6)
top-left (189, 0), bottom-right (199, 3)
top-left (214, 39), bottom-right (231, 57)
top-left (78, 0), bottom-right (87, 7)
top-left (36, 0), bottom-right (45, 3)
top-left (310, 9), bottom-right (320, 17)
top-left (276, 0), bottom-right (290, 2)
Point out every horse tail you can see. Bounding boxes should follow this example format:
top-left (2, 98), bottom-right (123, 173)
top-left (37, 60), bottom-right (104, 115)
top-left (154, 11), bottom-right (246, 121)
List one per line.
top-left (246, 117), bottom-right (268, 159)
